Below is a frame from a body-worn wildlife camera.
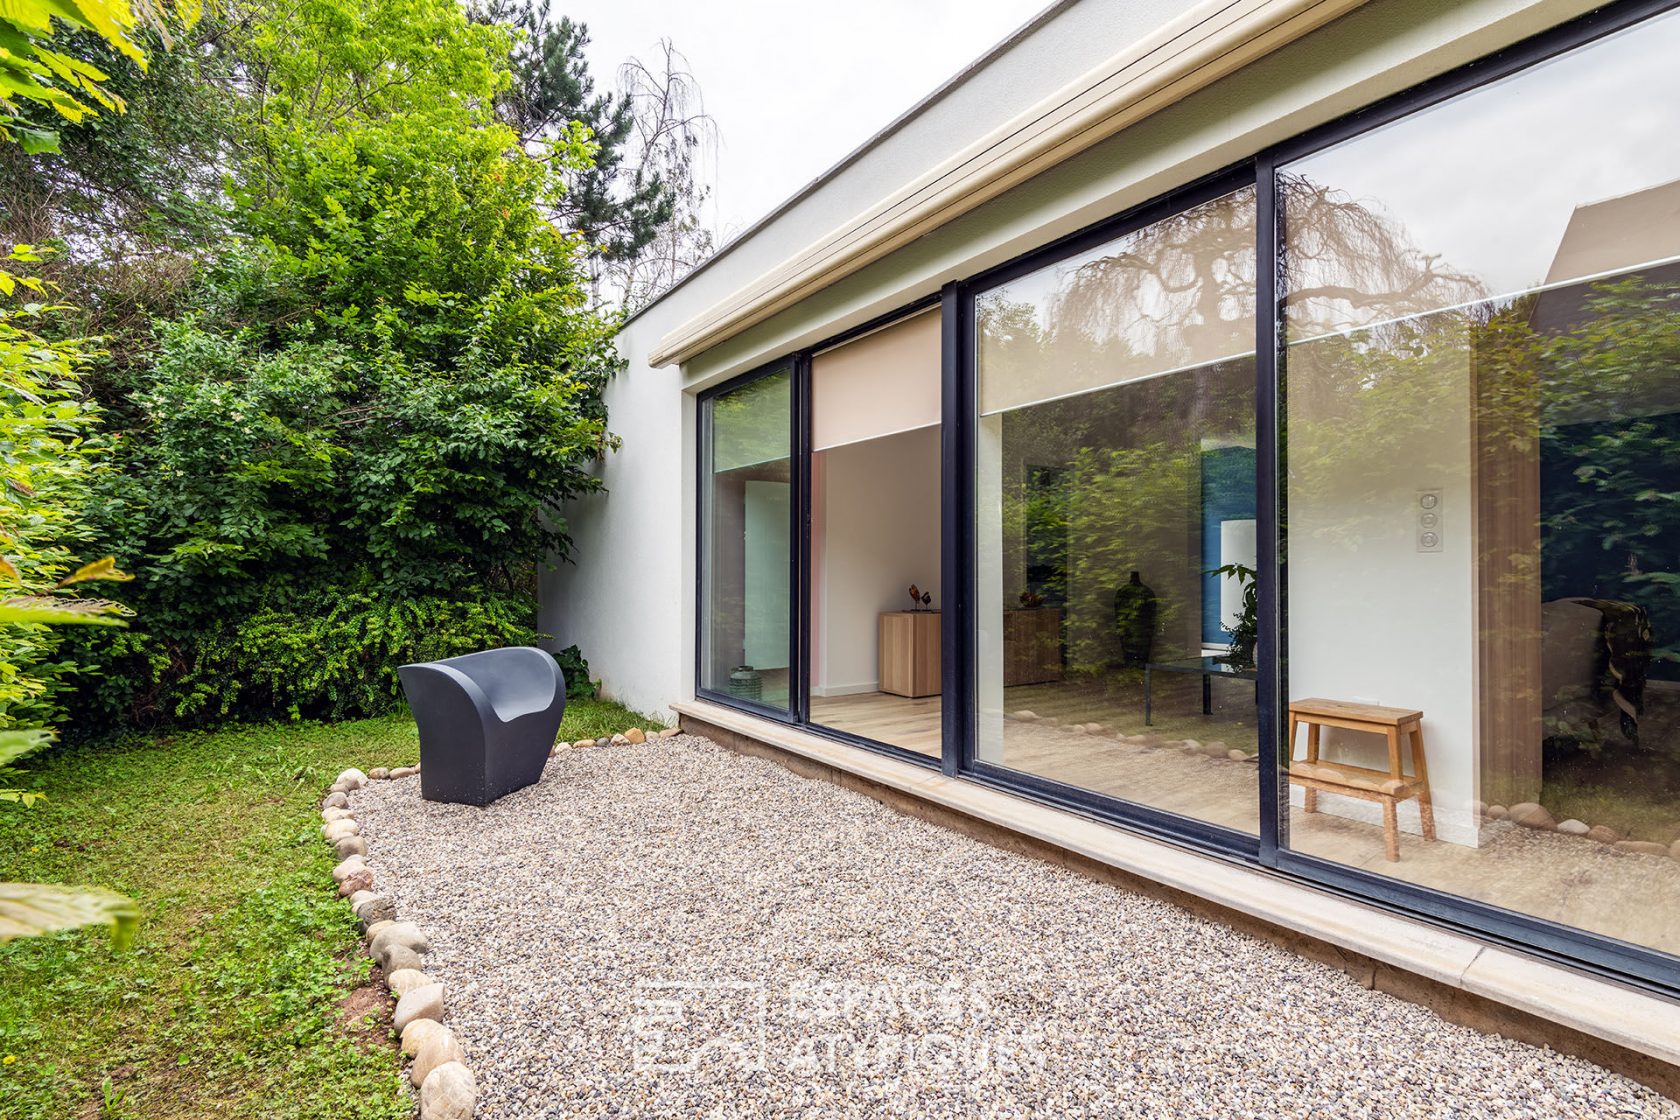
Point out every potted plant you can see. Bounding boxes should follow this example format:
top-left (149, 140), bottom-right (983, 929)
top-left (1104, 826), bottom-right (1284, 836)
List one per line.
top-left (1209, 563), bottom-right (1257, 671)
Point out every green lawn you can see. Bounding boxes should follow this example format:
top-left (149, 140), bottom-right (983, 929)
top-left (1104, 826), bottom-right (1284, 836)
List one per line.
top-left (0, 698), bottom-right (655, 1120)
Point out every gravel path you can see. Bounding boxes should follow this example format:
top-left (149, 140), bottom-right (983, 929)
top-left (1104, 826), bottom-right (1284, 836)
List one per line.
top-left (352, 735), bottom-right (1678, 1119)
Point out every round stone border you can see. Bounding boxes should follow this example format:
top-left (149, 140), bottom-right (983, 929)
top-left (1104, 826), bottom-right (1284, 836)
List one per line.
top-left (319, 724), bottom-right (681, 1119)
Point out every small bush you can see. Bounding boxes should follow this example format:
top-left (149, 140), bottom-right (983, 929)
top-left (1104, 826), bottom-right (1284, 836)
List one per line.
top-left (65, 590), bottom-right (543, 729)
top-left (553, 644), bottom-right (599, 700)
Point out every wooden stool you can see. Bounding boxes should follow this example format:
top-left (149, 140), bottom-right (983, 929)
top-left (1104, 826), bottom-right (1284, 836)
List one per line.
top-left (1287, 698), bottom-right (1435, 862)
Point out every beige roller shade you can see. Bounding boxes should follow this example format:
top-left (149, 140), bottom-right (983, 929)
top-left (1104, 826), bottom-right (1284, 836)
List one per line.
top-left (812, 309), bottom-right (941, 451)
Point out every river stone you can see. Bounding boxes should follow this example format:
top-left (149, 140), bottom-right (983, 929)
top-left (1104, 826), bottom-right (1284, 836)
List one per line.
top-left (356, 895), bottom-right (397, 927)
top-left (387, 968), bottom-right (432, 996)
top-left (323, 820), bottom-right (359, 842)
top-left (329, 781), bottom-right (352, 796)
top-left (336, 768), bottom-right (369, 789)
top-left (610, 733), bottom-right (629, 745)
top-left (321, 792), bottom-right (349, 810)
top-left (347, 890), bottom-right (377, 910)
top-left (338, 869), bottom-right (374, 896)
top-left (1202, 742), bottom-right (1230, 759)
top-left (371, 921), bottom-right (432, 965)
top-left (659, 728), bottom-right (679, 739)
top-left (321, 807), bottom-right (353, 823)
top-left (1614, 840), bottom-right (1670, 857)
top-left (625, 727), bottom-right (647, 744)
top-left (419, 1061), bottom-right (476, 1120)
top-left (572, 739), bottom-right (595, 749)
top-left (401, 1018), bottom-right (446, 1055)
top-left (332, 855), bottom-right (369, 883)
top-left (1228, 749), bottom-right (1248, 761)
top-left (393, 982), bottom-right (445, 1032)
top-left (364, 919), bottom-right (395, 943)
top-left (1672, 839), bottom-right (1680, 862)
top-left (383, 945), bottom-right (424, 975)
top-left (1506, 802), bottom-right (1555, 830)
top-left (1587, 825), bottom-right (1621, 844)
top-left (412, 1027), bottom-right (466, 1086)
top-left (1486, 804), bottom-right (1508, 821)
top-left (369, 767), bottom-right (391, 781)
top-left (335, 835), bottom-right (368, 859)
top-left (1010, 710), bottom-right (1040, 722)
top-left (1555, 819), bottom-right (1589, 836)
top-left (390, 765), bottom-right (420, 779)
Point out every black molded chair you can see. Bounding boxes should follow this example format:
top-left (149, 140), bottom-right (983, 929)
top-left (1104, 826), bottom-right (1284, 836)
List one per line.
top-left (397, 647), bottom-right (566, 806)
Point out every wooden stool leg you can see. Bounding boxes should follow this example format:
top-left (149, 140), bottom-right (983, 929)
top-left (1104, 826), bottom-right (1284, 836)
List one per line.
top-left (1409, 723), bottom-right (1436, 841)
top-left (1303, 721), bottom-right (1320, 814)
top-left (1382, 797), bottom-right (1400, 861)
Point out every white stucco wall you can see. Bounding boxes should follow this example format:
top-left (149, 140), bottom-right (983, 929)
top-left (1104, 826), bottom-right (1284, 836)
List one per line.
top-left (542, 0), bottom-right (1609, 730)
top-left (811, 426), bottom-right (943, 697)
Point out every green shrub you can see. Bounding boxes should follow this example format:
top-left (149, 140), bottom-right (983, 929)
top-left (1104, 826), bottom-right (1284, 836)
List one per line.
top-left (553, 644), bottom-right (599, 700)
top-left (65, 589), bottom-right (543, 729)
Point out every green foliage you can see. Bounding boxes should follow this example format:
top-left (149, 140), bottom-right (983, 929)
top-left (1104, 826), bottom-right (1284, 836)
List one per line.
top-left (61, 0), bottom-right (622, 730)
top-left (476, 0), bottom-right (676, 266)
top-left (0, 239), bottom-right (138, 950)
top-left (553, 643), bottom-right (598, 700)
top-left (177, 591), bottom-right (542, 724)
top-left (1208, 563), bottom-right (1257, 671)
top-left (0, 0), bottom-right (197, 153)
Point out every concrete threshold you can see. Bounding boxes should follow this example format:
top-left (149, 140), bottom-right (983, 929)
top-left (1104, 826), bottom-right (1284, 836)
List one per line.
top-left (674, 698), bottom-right (1680, 1100)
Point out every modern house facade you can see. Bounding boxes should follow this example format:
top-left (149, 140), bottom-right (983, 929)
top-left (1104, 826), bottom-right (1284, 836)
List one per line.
top-left (543, 0), bottom-right (1680, 1083)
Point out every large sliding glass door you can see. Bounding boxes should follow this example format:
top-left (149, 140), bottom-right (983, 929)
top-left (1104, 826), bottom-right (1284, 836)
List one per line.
top-left (807, 309), bottom-right (944, 758)
top-left (1277, 3), bottom-right (1680, 961)
top-left (969, 185), bottom-right (1261, 836)
top-left (698, 366), bottom-right (795, 713)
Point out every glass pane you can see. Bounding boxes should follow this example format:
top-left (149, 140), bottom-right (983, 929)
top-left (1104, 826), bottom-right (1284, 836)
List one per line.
top-left (1281, 9), bottom-right (1680, 957)
top-left (975, 187), bottom-right (1259, 833)
top-left (701, 370), bottom-right (792, 709)
top-left (808, 311), bottom-right (942, 757)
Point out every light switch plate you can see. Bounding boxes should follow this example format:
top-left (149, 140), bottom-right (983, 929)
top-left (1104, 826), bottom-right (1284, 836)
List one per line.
top-left (1417, 489), bottom-right (1443, 552)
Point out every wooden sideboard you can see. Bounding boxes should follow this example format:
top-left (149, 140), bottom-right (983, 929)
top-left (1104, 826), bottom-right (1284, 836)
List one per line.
top-left (879, 610), bottom-right (941, 698)
top-left (1003, 608), bottom-right (1063, 686)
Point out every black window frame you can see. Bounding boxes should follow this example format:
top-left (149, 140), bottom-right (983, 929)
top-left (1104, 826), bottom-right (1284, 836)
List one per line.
top-left (691, 0), bottom-right (1680, 997)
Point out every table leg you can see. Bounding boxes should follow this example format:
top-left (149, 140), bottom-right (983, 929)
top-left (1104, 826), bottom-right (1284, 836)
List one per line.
top-left (1202, 673), bottom-right (1212, 715)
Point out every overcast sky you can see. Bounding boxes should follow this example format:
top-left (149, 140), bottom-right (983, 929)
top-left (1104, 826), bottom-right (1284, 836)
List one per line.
top-left (568, 0), bottom-right (1050, 243)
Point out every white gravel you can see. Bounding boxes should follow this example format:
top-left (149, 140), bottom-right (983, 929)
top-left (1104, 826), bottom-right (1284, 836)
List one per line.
top-left (351, 735), bottom-right (1679, 1119)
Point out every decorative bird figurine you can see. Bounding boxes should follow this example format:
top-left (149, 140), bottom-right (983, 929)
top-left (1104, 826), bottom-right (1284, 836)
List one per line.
top-left (907, 584), bottom-right (921, 609)
top-left (921, 591), bottom-right (932, 609)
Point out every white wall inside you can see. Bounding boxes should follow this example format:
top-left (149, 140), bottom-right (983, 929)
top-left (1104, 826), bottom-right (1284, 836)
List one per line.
top-left (743, 481), bottom-right (791, 669)
top-left (811, 425), bottom-right (942, 696)
top-left (1286, 342), bottom-right (1479, 846)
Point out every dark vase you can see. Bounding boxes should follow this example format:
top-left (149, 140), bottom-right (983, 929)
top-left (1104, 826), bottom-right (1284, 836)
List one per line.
top-left (1113, 571), bottom-right (1157, 666)
top-left (728, 665), bottom-right (762, 701)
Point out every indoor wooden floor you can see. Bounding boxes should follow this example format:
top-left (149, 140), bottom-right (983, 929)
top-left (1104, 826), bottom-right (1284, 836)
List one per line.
top-left (809, 691), bottom-right (942, 756)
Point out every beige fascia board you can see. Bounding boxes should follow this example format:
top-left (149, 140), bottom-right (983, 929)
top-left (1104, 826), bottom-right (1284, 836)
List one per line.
top-left (673, 697), bottom-right (1680, 1071)
top-left (648, 0), bottom-right (1368, 370)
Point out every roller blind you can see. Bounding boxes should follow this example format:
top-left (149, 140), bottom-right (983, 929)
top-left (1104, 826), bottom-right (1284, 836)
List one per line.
top-left (811, 310), bottom-right (941, 452)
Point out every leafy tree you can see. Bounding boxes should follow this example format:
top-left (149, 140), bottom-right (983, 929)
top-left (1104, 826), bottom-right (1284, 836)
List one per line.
top-left (67, 0), bottom-right (622, 728)
top-left (477, 0), bottom-right (675, 267)
top-left (0, 244), bottom-right (139, 945)
top-left (0, 0), bottom-right (197, 153)
top-left (0, 0), bottom-right (169, 950)
top-left (471, 2), bottom-right (715, 307)
top-left (0, 13), bottom-right (235, 261)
